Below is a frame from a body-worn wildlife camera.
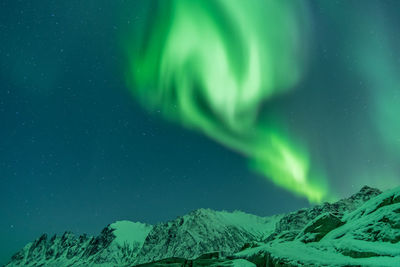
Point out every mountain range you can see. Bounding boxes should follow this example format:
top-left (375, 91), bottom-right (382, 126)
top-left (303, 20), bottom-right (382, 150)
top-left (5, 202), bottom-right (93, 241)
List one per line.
top-left (5, 185), bottom-right (400, 266)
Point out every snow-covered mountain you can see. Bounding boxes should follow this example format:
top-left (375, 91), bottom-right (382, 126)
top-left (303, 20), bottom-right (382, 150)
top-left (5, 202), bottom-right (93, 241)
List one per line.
top-left (266, 186), bottom-right (382, 242)
top-left (5, 209), bottom-right (279, 267)
top-left (134, 209), bottom-right (281, 264)
top-left (6, 185), bottom-right (400, 267)
top-left (234, 186), bottom-right (400, 266)
top-left (6, 221), bottom-right (152, 267)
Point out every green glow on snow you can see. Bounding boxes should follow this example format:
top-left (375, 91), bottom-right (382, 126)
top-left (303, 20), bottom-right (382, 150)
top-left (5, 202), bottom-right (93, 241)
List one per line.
top-left (125, 0), bottom-right (329, 202)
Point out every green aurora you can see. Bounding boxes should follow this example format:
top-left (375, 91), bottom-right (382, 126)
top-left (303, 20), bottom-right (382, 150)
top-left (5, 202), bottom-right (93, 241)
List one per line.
top-left (351, 7), bottom-right (400, 188)
top-left (126, 0), bottom-right (329, 202)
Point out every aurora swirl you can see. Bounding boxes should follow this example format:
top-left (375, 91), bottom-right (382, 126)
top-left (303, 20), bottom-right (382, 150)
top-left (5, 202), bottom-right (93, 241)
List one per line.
top-left (126, 0), bottom-right (329, 202)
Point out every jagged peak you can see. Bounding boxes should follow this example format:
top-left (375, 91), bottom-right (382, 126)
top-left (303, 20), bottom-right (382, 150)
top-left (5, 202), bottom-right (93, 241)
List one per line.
top-left (186, 208), bottom-right (218, 217)
top-left (185, 207), bottom-right (268, 219)
top-left (353, 185), bottom-right (382, 197)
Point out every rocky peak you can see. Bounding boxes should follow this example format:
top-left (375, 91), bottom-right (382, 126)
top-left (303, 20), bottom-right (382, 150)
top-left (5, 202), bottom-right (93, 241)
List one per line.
top-left (269, 186), bottom-right (382, 242)
top-left (349, 185), bottom-right (382, 201)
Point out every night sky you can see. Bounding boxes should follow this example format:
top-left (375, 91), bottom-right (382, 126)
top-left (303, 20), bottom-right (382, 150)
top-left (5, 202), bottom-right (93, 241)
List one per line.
top-left (1, 0), bottom-right (400, 264)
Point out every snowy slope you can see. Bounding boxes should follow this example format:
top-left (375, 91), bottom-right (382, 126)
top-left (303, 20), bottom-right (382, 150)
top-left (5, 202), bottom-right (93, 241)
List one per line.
top-left (135, 209), bottom-right (282, 264)
top-left (110, 220), bottom-right (152, 255)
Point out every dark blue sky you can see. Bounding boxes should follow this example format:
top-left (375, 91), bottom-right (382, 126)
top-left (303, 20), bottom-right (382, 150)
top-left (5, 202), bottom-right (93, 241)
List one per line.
top-left (2, 0), bottom-right (400, 265)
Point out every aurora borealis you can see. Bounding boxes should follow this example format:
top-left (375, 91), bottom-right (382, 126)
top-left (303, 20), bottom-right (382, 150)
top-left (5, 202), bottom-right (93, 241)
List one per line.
top-left (127, 0), bottom-right (328, 202)
top-left (2, 0), bottom-right (400, 265)
top-left (126, 0), bottom-right (400, 203)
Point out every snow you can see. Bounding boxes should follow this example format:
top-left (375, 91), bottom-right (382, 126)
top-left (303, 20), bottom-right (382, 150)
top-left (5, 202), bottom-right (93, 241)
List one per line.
top-left (229, 258), bottom-right (256, 267)
top-left (216, 210), bottom-right (282, 238)
top-left (109, 220), bottom-right (152, 247)
top-left (236, 241), bottom-right (400, 267)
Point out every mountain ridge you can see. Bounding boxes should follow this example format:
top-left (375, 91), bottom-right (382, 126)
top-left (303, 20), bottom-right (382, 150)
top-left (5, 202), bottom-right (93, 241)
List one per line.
top-left (7, 185), bottom-right (400, 267)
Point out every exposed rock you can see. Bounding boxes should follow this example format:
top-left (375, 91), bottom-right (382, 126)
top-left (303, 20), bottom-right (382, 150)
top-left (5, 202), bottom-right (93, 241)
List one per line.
top-left (296, 212), bottom-right (344, 243)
